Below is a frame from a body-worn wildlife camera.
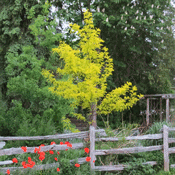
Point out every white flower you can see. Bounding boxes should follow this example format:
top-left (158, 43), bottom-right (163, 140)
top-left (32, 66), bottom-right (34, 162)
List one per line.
top-left (97, 6), bottom-right (100, 12)
top-left (133, 27), bottom-right (135, 29)
top-left (150, 15), bottom-right (153, 20)
top-left (135, 10), bottom-right (139, 14)
top-left (134, 2), bottom-right (136, 6)
top-left (127, 4), bottom-right (129, 6)
top-left (124, 27), bottom-right (127, 31)
top-left (161, 40), bottom-right (164, 43)
top-left (161, 27), bottom-right (163, 30)
top-left (125, 21), bottom-right (127, 23)
top-left (121, 15), bottom-right (123, 20)
top-left (131, 6), bottom-right (133, 9)
top-left (141, 12), bottom-right (143, 15)
top-left (113, 26), bottom-right (115, 28)
top-left (123, 6), bottom-right (125, 10)
top-left (125, 11), bottom-right (128, 15)
top-left (144, 16), bottom-right (146, 20)
top-left (157, 5), bottom-right (159, 9)
top-left (136, 16), bottom-right (138, 20)
top-left (106, 18), bottom-right (108, 22)
top-left (151, 4), bottom-right (154, 8)
top-left (131, 25), bottom-right (133, 29)
top-left (102, 8), bottom-right (105, 12)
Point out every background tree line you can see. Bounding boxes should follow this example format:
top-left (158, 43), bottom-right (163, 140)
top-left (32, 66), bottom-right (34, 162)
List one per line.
top-left (0, 0), bottom-right (175, 137)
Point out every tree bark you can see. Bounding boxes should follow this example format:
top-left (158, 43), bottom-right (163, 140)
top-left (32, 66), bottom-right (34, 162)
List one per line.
top-left (89, 102), bottom-right (97, 129)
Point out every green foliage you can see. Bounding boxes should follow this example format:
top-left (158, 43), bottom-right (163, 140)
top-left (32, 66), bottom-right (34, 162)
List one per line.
top-left (4, 43), bottom-right (72, 135)
top-left (15, 113), bottom-right (57, 147)
top-left (0, 122), bottom-right (175, 174)
top-left (59, 158), bottom-right (73, 174)
top-left (136, 151), bottom-right (164, 174)
top-left (0, 0), bottom-right (175, 173)
top-left (140, 122), bottom-right (173, 147)
top-left (0, 0), bottom-right (78, 137)
top-left (97, 112), bottom-right (122, 129)
top-left (155, 169), bottom-right (175, 175)
top-left (123, 158), bottom-right (156, 175)
top-left (28, 1), bottom-right (61, 50)
top-left (0, 93), bottom-right (8, 135)
top-left (53, 0), bottom-right (175, 124)
top-left (145, 122), bottom-right (173, 135)
top-left (3, 100), bottom-right (32, 135)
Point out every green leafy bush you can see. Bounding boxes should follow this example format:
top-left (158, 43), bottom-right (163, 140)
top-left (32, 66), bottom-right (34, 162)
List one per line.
top-left (140, 121), bottom-right (173, 147)
top-left (123, 157), bottom-right (156, 175)
top-left (14, 114), bottom-right (57, 147)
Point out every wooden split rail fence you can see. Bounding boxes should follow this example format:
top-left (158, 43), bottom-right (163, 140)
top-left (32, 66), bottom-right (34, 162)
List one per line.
top-left (89, 125), bottom-right (175, 172)
top-left (1, 125), bottom-right (175, 173)
top-left (0, 128), bottom-right (107, 174)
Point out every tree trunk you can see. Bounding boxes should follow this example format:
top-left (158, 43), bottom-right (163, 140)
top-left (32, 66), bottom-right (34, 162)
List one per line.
top-left (89, 102), bottom-right (97, 129)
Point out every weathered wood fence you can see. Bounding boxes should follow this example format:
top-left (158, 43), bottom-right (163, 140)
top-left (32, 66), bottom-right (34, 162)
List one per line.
top-left (2, 124), bottom-right (175, 173)
top-left (160, 125), bottom-right (175, 171)
top-left (89, 125), bottom-right (175, 172)
top-left (0, 128), bottom-right (107, 174)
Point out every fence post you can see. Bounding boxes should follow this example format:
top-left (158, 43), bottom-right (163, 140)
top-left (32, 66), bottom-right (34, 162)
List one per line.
top-left (163, 125), bottom-right (169, 171)
top-left (146, 98), bottom-right (149, 126)
top-left (166, 98), bottom-right (170, 122)
top-left (160, 97), bottom-right (162, 122)
top-left (90, 125), bottom-right (95, 170)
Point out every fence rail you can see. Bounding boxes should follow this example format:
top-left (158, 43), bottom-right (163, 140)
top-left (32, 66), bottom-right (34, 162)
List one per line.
top-left (94, 145), bottom-right (163, 156)
top-left (90, 125), bottom-right (175, 172)
top-left (2, 125), bottom-right (175, 173)
top-left (95, 133), bottom-right (163, 142)
top-left (0, 157), bottom-right (87, 174)
top-left (93, 161), bottom-right (157, 172)
top-left (0, 128), bottom-right (106, 174)
top-left (0, 128), bottom-right (107, 141)
top-left (0, 143), bottom-right (84, 156)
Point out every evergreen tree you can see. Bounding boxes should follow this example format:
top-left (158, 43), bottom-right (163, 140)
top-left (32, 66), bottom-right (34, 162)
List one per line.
top-left (0, 0), bottom-right (79, 137)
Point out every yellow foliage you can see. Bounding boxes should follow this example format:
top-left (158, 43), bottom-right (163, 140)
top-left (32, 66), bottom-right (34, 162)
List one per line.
top-left (42, 10), bottom-right (113, 111)
top-left (98, 82), bottom-right (144, 115)
top-left (71, 112), bottom-right (87, 122)
top-left (41, 10), bottom-right (144, 128)
top-left (61, 116), bottom-right (80, 133)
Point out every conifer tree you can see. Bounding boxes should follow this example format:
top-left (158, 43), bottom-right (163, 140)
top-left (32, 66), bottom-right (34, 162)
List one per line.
top-left (0, 0), bottom-right (79, 136)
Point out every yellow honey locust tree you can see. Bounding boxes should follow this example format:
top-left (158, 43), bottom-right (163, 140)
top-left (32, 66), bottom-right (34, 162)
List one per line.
top-left (41, 10), bottom-right (143, 130)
